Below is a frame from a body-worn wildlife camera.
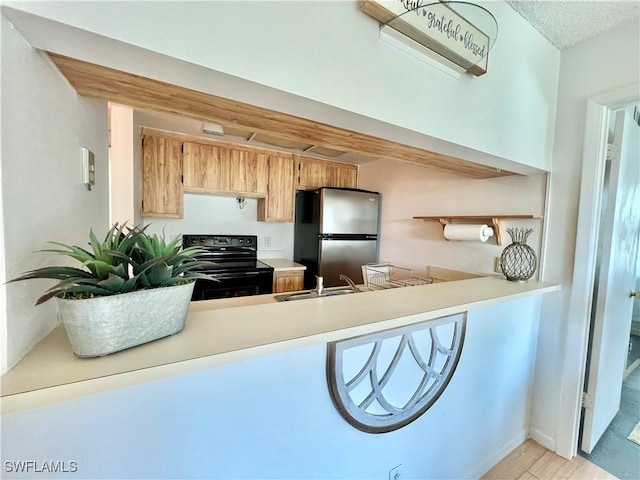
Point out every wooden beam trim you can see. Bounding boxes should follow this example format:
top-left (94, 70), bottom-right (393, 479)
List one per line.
top-left (48, 53), bottom-right (514, 179)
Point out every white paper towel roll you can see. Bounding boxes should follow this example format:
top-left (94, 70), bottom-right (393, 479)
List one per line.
top-left (443, 224), bottom-right (494, 242)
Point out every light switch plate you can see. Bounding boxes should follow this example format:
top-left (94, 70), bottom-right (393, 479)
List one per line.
top-left (82, 147), bottom-right (95, 190)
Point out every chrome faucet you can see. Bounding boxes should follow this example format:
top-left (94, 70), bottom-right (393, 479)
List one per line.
top-left (314, 275), bottom-right (324, 296)
top-left (339, 274), bottom-right (359, 293)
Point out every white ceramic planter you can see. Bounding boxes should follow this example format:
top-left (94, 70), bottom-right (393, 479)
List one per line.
top-left (56, 282), bottom-right (194, 357)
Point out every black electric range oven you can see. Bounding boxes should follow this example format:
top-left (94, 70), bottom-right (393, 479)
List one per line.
top-left (182, 235), bottom-right (274, 301)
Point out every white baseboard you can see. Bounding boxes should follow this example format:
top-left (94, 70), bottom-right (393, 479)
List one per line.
top-left (529, 427), bottom-right (556, 451)
top-left (462, 429), bottom-right (529, 480)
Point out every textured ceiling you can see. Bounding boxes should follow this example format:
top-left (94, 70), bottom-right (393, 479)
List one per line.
top-left (505, 0), bottom-right (640, 50)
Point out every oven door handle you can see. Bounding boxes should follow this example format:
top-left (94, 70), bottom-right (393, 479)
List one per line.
top-left (202, 271), bottom-right (266, 280)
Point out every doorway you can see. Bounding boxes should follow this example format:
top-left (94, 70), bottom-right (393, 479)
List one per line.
top-left (577, 106), bottom-right (640, 479)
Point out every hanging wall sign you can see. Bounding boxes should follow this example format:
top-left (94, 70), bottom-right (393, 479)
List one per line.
top-left (359, 0), bottom-right (492, 76)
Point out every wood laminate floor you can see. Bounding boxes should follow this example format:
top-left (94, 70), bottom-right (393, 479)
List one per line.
top-left (482, 439), bottom-right (618, 480)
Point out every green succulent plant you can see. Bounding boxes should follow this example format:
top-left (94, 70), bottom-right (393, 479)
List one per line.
top-left (11, 224), bottom-right (213, 305)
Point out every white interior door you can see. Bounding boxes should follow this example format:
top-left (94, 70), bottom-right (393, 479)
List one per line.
top-left (581, 110), bottom-right (640, 453)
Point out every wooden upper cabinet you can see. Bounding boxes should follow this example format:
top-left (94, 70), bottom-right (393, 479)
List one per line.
top-left (333, 163), bottom-right (358, 188)
top-left (296, 157), bottom-right (328, 189)
top-left (296, 155), bottom-right (358, 190)
top-left (229, 150), bottom-right (268, 195)
top-left (183, 141), bottom-right (268, 196)
top-left (258, 153), bottom-right (295, 222)
top-left (139, 129), bottom-right (357, 224)
top-left (183, 141), bottom-right (230, 191)
top-left (141, 134), bottom-right (183, 218)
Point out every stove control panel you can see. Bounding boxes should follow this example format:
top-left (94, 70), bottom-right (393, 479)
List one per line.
top-left (182, 235), bottom-right (257, 249)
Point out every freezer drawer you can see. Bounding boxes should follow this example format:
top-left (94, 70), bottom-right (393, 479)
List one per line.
top-left (320, 188), bottom-right (379, 235)
top-left (318, 239), bottom-right (378, 287)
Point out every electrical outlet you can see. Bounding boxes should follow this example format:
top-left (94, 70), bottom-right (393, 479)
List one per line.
top-left (494, 256), bottom-right (502, 274)
top-left (264, 236), bottom-right (271, 248)
top-left (389, 464), bottom-right (402, 480)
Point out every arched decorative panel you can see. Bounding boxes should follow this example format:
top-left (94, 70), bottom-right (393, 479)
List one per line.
top-left (326, 313), bottom-right (466, 433)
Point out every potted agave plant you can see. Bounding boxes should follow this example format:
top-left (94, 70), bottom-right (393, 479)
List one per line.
top-left (10, 224), bottom-right (212, 357)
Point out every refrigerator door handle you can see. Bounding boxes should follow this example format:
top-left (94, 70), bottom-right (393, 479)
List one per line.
top-left (319, 234), bottom-right (377, 240)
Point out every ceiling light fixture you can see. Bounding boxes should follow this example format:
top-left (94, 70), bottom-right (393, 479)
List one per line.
top-left (202, 122), bottom-right (225, 136)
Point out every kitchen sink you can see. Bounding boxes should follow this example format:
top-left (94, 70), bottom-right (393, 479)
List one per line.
top-left (274, 287), bottom-right (357, 302)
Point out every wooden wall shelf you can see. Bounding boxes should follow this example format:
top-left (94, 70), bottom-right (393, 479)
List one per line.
top-left (413, 215), bottom-right (543, 245)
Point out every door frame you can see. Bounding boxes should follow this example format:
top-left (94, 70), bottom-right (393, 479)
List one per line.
top-left (556, 82), bottom-right (640, 459)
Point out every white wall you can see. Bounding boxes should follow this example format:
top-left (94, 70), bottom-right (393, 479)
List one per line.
top-left (109, 104), bottom-right (135, 226)
top-left (1, 297), bottom-right (541, 479)
top-left (2, 1), bottom-right (560, 172)
top-left (143, 195), bottom-right (294, 260)
top-left (0, 0), bottom-right (558, 378)
top-left (530, 20), bottom-right (640, 454)
top-left (0, 80), bottom-right (6, 375)
top-left (359, 160), bottom-right (546, 277)
top-left (0, 14), bottom-right (109, 373)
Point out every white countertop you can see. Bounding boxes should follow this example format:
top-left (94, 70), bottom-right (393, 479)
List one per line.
top-left (260, 258), bottom-right (306, 271)
top-left (0, 277), bottom-right (559, 413)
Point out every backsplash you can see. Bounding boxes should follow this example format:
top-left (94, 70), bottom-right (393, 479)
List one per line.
top-left (143, 194), bottom-right (294, 259)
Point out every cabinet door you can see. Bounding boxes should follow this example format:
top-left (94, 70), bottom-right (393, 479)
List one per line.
top-left (273, 271), bottom-right (304, 293)
top-left (333, 164), bottom-right (358, 188)
top-left (229, 150), bottom-right (268, 194)
top-left (296, 156), bottom-right (358, 190)
top-left (297, 157), bottom-right (331, 189)
top-left (141, 135), bottom-right (183, 218)
top-left (258, 153), bottom-right (295, 222)
top-left (183, 141), bottom-right (230, 191)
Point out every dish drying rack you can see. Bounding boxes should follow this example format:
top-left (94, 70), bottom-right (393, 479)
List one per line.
top-left (362, 263), bottom-right (433, 290)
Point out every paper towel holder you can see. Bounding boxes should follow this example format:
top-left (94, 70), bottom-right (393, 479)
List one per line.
top-left (412, 215), bottom-right (543, 246)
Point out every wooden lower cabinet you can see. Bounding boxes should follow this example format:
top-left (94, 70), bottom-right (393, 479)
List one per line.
top-left (273, 270), bottom-right (304, 293)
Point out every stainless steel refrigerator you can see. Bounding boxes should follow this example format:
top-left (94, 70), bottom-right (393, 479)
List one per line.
top-left (294, 187), bottom-right (380, 289)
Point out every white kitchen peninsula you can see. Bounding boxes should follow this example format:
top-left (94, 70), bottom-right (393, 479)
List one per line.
top-left (2, 276), bottom-right (559, 479)
top-left (2, 277), bottom-right (558, 409)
